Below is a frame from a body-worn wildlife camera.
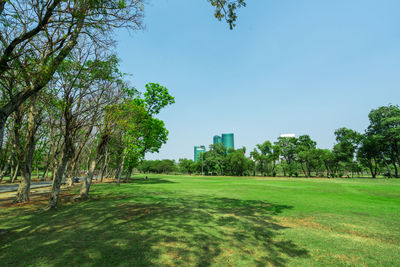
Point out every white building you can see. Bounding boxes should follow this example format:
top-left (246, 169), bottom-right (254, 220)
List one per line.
top-left (280, 133), bottom-right (296, 138)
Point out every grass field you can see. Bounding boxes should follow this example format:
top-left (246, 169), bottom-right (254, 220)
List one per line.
top-left (1, 175), bottom-right (400, 266)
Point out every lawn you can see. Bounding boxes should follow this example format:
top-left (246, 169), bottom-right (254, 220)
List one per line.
top-left (0, 175), bottom-right (400, 266)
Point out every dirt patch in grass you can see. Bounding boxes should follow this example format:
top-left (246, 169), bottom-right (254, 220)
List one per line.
top-left (0, 190), bottom-right (78, 209)
top-left (276, 216), bottom-right (329, 231)
top-left (313, 253), bottom-right (364, 266)
top-left (333, 253), bottom-right (361, 264)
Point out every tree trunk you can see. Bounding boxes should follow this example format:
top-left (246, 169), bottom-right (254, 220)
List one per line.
top-left (390, 156), bottom-right (399, 178)
top-left (51, 167), bottom-right (55, 181)
top-left (368, 163), bottom-right (375, 178)
top-left (15, 98), bottom-right (38, 203)
top-left (47, 101), bottom-right (75, 209)
top-left (100, 151), bottom-right (109, 183)
top-left (0, 152), bottom-right (13, 181)
top-left (306, 161), bottom-right (311, 177)
top-left (51, 159), bottom-right (59, 182)
top-left (382, 158), bottom-right (392, 178)
top-left (0, 114), bottom-right (7, 150)
top-left (11, 163), bottom-right (19, 183)
top-left (41, 165), bottom-right (48, 181)
top-left (116, 154), bottom-right (126, 186)
top-left (78, 130), bottom-right (109, 198)
top-left (47, 155), bottom-right (69, 209)
top-left (41, 123), bottom-right (59, 181)
top-left (394, 163), bottom-right (399, 178)
top-left (368, 158), bottom-right (377, 178)
top-left (14, 177), bottom-right (30, 202)
top-left (78, 158), bottom-right (97, 199)
top-left (392, 142), bottom-right (400, 169)
top-left (66, 159), bottom-right (76, 186)
top-left (300, 163), bottom-right (307, 177)
top-left (123, 168), bottom-right (131, 183)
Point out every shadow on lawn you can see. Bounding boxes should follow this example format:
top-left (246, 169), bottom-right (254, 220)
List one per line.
top-left (127, 177), bottom-right (176, 185)
top-left (0, 191), bottom-right (309, 267)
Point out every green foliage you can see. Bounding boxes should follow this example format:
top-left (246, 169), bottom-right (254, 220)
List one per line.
top-left (178, 158), bottom-right (196, 174)
top-left (137, 159), bottom-right (177, 174)
top-left (106, 83), bottom-right (174, 170)
top-left (225, 147), bottom-right (251, 176)
top-left (357, 134), bottom-right (381, 175)
top-left (143, 83), bottom-right (175, 115)
top-left (333, 127), bottom-right (362, 164)
top-left (208, 0), bottom-right (246, 29)
top-left (202, 143), bottom-right (227, 175)
top-left (250, 141), bottom-right (279, 176)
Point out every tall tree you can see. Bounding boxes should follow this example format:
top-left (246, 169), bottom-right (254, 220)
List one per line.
top-left (367, 105), bottom-right (400, 178)
top-left (296, 135), bottom-right (317, 177)
top-left (14, 95), bottom-right (43, 202)
top-left (225, 147), bottom-right (250, 176)
top-left (250, 141), bottom-right (279, 176)
top-left (275, 137), bottom-right (298, 177)
top-left (357, 134), bottom-right (381, 178)
top-left (333, 127), bottom-right (362, 176)
top-left (105, 83), bottom-right (174, 186)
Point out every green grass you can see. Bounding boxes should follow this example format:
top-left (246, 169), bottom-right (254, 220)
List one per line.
top-left (1, 175), bottom-right (400, 266)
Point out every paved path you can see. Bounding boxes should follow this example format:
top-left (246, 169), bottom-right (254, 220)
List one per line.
top-left (0, 181), bottom-right (52, 193)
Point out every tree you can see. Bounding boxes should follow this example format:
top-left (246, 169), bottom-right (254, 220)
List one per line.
top-left (14, 94), bottom-right (44, 202)
top-left (179, 158), bottom-right (196, 174)
top-left (202, 143), bottom-right (227, 175)
top-left (107, 83), bottom-right (174, 186)
top-left (367, 105), bottom-right (400, 178)
top-left (225, 147), bottom-right (250, 176)
top-left (332, 127), bottom-right (362, 176)
top-left (275, 137), bottom-right (298, 177)
top-left (296, 135), bottom-right (317, 177)
top-left (250, 141), bottom-right (279, 176)
top-left (357, 134), bottom-right (381, 178)
top-left (315, 149), bottom-right (335, 177)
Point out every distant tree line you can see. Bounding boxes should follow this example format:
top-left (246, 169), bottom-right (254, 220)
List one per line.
top-left (137, 159), bottom-right (177, 174)
top-left (142, 104), bottom-right (399, 178)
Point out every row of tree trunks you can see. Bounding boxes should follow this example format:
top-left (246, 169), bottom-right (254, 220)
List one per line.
top-left (77, 129), bottom-right (111, 198)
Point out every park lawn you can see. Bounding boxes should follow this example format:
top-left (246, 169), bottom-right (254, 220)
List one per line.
top-left (0, 175), bottom-right (399, 266)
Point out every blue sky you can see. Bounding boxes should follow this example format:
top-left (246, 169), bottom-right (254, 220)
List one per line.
top-left (115, 0), bottom-right (400, 160)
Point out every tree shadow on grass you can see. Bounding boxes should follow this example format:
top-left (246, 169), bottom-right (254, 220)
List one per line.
top-left (127, 177), bottom-right (176, 185)
top-left (0, 190), bottom-right (309, 266)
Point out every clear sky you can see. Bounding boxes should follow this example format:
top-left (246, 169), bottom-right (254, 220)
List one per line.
top-left (115, 0), bottom-right (400, 161)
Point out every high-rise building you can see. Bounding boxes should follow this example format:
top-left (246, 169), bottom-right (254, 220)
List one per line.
top-left (213, 135), bottom-right (222, 145)
top-left (194, 145), bottom-right (206, 162)
top-left (193, 133), bottom-right (235, 162)
top-left (221, 133), bottom-right (234, 150)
